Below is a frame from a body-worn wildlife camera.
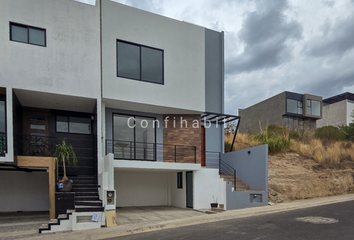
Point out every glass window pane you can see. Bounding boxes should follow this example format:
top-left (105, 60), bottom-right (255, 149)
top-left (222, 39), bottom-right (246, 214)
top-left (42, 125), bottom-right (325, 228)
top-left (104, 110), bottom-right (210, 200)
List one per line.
top-left (312, 100), bottom-right (321, 116)
top-left (307, 99), bottom-right (311, 107)
top-left (117, 41), bottom-right (140, 79)
top-left (0, 101), bottom-right (5, 133)
top-left (141, 47), bottom-right (163, 83)
top-left (113, 114), bottom-right (134, 159)
top-left (11, 24), bottom-right (28, 43)
top-left (135, 117), bottom-right (155, 160)
top-left (307, 107), bottom-right (311, 114)
top-left (56, 116), bottom-right (68, 132)
top-left (287, 99), bottom-right (298, 114)
top-left (69, 117), bottom-right (91, 134)
top-left (29, 28), bottom-right (45, 46)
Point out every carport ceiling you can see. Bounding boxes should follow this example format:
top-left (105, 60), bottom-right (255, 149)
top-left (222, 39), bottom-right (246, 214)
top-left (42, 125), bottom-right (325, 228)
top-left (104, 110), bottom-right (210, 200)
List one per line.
top-left (14, 89), bottom-right (96, 113)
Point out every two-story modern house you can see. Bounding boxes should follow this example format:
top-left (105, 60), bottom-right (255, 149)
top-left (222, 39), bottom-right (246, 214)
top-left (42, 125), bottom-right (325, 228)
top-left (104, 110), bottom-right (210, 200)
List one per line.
top-left (317, 92), bottom-right (354, 128)
top-left (1, 0), bottom-right (268, 234)
top-left (239, 91), bottom-right (323, 133)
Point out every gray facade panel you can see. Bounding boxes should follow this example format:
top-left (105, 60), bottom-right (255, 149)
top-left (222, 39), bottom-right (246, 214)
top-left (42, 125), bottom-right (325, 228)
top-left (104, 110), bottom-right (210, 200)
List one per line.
top-left (205, 29), bottom-right (223, 114)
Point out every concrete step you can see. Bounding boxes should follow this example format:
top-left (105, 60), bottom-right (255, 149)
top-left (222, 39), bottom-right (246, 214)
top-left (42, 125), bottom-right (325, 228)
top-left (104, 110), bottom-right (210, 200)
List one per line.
top-left (73, 188), bottom-right (98, 193)
top-left (75, 192), bottom-right (99, 197)
top-left (75, 200), bottom-right (102, 206)
top-left (75, 196), bottom-right (100, 201)
top-left (75, 205), bottom-right (104, 212)
top-left (72, 184), bottom-right (99, 189)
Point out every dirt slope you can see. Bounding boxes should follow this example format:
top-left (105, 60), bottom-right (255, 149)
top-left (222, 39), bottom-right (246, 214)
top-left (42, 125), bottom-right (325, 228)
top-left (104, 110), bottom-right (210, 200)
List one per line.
top-left (268, 153), bottom-right (354, 203)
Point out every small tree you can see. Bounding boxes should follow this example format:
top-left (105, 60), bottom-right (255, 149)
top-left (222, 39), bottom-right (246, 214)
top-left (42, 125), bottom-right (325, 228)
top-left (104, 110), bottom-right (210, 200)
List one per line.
top-left (53, 140), bottom-right (77, 181)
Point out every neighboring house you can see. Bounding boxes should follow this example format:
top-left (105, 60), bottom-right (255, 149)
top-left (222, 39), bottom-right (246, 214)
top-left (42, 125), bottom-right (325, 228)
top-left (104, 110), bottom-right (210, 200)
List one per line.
top-left (0, 0), bottom-right (268, 233)
top-left (317, 92), bottom-right (354, 128)
top-left (239, 91), bottom-right (323, 133)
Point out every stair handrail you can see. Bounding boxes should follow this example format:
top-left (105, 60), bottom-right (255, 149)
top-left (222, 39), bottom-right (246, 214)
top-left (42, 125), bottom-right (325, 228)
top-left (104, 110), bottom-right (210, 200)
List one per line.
top-left (219, 159), bottom-right (237, 191)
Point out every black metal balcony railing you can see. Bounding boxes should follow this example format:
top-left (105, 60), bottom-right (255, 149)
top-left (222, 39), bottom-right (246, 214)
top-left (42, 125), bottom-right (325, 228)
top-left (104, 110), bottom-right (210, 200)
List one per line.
top-left (0, 132), bottom-right (6, 156)
top-left (105, 139), bottom-right (197, 163)
top-left (219, 159), bottom-right (237, 190)
top-left (14, 135), bottom-right (56, 157)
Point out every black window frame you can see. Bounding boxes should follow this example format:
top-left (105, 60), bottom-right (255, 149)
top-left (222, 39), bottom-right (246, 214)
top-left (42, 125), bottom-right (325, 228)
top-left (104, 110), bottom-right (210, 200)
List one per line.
top-left (116, 39), bottom-right (164, 85)
top-left (177, 172), bottom-right (183, 189)
top-left (55, 115), bottom-right (92, 135)
top-left (112, 112), bottom-right (157, 161)
top-left (10, 22), bottom-right (46, 47)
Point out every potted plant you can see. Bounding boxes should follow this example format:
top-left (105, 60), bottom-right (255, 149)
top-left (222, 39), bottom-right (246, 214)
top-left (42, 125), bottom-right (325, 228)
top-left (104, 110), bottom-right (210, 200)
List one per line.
top-left (210, 196), bottom-right (218, 208)
top-left (53, 140), bottom-right (77, 192)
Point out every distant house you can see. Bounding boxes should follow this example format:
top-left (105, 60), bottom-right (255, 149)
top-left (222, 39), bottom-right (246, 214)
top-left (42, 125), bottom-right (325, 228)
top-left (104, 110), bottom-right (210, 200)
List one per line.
top-left (239, 91), bottom-right (323, 133)
top-left (317, 92), bottom-right (354, 128)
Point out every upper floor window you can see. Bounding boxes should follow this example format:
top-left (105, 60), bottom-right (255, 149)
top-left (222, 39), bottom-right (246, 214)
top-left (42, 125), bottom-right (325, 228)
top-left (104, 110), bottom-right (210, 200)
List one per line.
top-left (117, 40), bottom-right (164, 84)
top-left (10, 22), bottom-right (46, 47)
top-left (287, 99), bottom-right (303, 115)
top-left (56, 116), bottom-right (91, 135)
top-left (307, 100), bottom-right (321, 116)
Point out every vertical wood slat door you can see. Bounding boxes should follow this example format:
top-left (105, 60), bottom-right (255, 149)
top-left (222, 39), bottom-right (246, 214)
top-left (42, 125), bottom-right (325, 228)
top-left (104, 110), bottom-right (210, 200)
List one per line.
top-left (22, 109), bottom-right (50, 156)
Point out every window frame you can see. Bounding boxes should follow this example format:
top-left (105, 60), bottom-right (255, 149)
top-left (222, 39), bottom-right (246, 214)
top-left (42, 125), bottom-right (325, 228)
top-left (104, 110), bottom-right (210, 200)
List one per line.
top-left (55, 115), bottom-right (92, 135)
top-left (116, 39), bottom-right (164, 85)
top-left (10, 22), bottom-right (46, 47)
top-left (286, 99), bottom-right (303, 115)
top-left (306, 99), bottom-right (321, 116)
top-left (177, 172), bottom-right (183, 189)
top-left (112, 112), bottom-right (157, 161)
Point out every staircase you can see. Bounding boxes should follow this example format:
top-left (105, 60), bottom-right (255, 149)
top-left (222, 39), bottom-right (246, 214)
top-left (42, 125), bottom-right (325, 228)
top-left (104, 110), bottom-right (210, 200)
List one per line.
top-left (219, 174), bottom-right (251, 191)
top-left (219, 160), bottom-right (262, 191)
top-left (39, 175), bottom-right (104, 233)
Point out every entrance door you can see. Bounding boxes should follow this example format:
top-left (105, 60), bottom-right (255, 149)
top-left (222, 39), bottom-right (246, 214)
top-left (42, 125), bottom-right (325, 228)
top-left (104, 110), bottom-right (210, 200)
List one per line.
top-left (201, 125), bottom-right (206, 167)
top-left (22, 109), bottom-right (50, 156)
top-left (186, 171), bottom-right (193, 208)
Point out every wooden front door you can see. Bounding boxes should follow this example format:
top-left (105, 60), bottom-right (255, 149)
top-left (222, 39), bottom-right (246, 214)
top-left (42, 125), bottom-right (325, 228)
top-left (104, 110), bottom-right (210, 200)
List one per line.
top-left (201, 125), bottom-right (206, 167)
top-left (22, 109), bottom-right (50, 156)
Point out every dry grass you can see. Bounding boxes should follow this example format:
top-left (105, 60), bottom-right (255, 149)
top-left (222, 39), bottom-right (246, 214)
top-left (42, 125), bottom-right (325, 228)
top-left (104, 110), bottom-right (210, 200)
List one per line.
top-left (227, 131), bottom-right (354, 165)
top-left (225, 132), bottom-right (259, 151)
top-left (290, 139), bottom-right (354, 165)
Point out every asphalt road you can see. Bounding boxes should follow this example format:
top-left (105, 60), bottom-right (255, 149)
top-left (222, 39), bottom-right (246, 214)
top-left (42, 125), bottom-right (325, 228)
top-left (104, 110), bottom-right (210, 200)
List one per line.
top-left (106, 200), bottom-right (354, 240)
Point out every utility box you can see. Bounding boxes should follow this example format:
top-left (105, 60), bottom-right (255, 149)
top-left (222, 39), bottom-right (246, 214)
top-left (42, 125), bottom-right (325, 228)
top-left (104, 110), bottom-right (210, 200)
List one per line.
top-left (104, 190), bottom-right (116, 210)
top-left (250, 194), bottom-right (262, 203)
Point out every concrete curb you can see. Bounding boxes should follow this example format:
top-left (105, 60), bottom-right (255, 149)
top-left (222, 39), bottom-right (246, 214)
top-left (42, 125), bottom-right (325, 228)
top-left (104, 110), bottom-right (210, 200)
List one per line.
top-left (28, 194), bottom-right (354, 240)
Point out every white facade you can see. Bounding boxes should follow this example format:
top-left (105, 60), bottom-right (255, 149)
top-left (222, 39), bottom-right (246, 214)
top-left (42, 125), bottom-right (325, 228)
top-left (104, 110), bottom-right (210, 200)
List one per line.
top-left (101, 1), bottom-right (206, 114)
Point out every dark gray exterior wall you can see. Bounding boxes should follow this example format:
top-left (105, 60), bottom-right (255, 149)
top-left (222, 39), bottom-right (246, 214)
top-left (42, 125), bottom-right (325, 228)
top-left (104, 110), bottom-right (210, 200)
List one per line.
top-left (222, 145), bottom-right (268, 210)
top-left (204, 29), bottom-right (224, 153)
top-left (239, 92), bottom-right (286, 133)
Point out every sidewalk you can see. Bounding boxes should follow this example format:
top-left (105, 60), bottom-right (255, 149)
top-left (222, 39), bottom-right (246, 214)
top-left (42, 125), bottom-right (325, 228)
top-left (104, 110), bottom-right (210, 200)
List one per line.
top-left (20, 194), bottom-right (354, 240)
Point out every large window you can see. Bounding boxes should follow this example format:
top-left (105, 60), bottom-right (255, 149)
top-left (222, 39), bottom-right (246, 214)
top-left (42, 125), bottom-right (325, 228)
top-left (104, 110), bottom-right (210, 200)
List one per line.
top-left (10, 23), bottom-right (46, 47)
top-left (117, 40), bottom-right (163, 84)
top-left (56, 116), bottom-right (91, 134)
top-left (286, 99), bottom-right (303, 115)
top-left (306, 100), bottom-right (321, 116)
top-left (113, 114), bottom-right (156, 160)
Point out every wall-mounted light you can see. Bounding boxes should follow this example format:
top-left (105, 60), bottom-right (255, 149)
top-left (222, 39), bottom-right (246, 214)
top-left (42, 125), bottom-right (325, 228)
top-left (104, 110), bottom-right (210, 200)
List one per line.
top-left (248, 151), bottom-right (251, 154)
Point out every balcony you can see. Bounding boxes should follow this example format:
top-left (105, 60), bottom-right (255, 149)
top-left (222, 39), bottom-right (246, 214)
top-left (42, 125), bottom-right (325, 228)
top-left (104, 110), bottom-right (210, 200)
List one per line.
top-left (105, 140), bottom-right (197, 163)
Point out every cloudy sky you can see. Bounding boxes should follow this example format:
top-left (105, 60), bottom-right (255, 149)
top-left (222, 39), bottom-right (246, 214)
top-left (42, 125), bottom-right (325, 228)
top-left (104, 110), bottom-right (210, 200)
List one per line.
top-left (79, 0), bottom-right (354, 115)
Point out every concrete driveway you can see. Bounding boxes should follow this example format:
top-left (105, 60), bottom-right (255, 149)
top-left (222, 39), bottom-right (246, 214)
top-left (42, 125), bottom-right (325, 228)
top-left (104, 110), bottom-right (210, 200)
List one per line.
top-left (0, 211), bottom-right (49, 240)
top-left (116, 206), bottom-right (205, 225)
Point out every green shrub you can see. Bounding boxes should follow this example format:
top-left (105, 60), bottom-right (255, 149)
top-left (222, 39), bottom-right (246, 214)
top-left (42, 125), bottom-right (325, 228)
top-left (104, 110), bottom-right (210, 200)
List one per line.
top-left (289, 130), bottom-right (311, 143)
top-left (338, 124), bottom-right (354, 142)
top-left (253, 125), bottom-right (291, 155)
top-left (315, 126), bottom-right (346, 142)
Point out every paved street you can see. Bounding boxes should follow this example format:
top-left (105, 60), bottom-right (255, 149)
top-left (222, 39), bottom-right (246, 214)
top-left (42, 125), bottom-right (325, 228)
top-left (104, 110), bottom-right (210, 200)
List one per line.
top-left (110, 200), bottom-right (354, 240)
